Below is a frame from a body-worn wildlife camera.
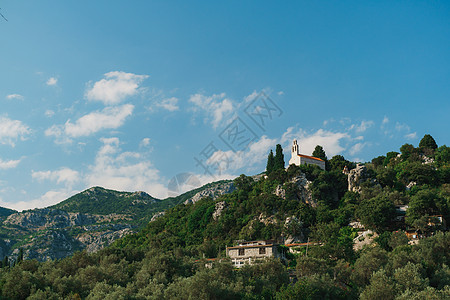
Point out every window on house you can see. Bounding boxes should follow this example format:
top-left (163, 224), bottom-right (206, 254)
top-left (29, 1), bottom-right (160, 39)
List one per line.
top-left (239, 248), bottom-right (245, 256)
top-left (259, 247), bottom-right (266, 254)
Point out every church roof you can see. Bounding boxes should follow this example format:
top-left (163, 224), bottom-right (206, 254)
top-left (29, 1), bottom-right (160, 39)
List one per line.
top-left (297, 154), bottom-right (325, 162)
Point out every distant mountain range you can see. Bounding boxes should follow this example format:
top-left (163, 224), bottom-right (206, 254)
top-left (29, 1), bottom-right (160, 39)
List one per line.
top-left (0, 180), bottom-right (235, 261)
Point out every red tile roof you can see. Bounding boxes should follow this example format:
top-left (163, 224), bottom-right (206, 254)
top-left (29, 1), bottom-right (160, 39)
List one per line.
top-left (297, 154), bottom-right (325, 162)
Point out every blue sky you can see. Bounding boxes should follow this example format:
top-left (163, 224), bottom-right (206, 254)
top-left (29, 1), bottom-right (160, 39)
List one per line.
top-left (0, 1), bottom-right (449, 211)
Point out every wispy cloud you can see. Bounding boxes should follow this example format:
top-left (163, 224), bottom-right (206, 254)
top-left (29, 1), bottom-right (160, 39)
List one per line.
top-left (6, 94), bottom-right (24, 101)
top-left (45, 104), bottom-right (134, 142)
top-left (349, 142), bottom-right (368, 156)
top-left (85, 71), bottom-right (148, 105)
top-left (350, 120), bottom-right (374, 133)
top-left (156, 97), bottom-right (179, 111)
top-left (0, 117), bottom-right (30, 146)
top-left (189, 92), bottom-right (234, 129)
top-left (45, 110), bottom-right (55, 117)
top-left (140, 138), bottom-right (151, 147)
top-left (405, 132), bottom-right (417, 140)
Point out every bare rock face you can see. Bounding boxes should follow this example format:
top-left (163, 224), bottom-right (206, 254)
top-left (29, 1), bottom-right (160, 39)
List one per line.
top-left (283, 216), bottom-right (306, 244)
top-left (1, 208), bottom-right (137, 262)
top-left (274, 185), bottom-right (286, 199)
top-left (212, 201), bottom-right (227, 221)
top-left (273, 174), bottom-right (314, 206)
top-left (77, 225), bottom-right (134, 253)
top-left (150, 211), bottom-right (165, 222)
top-left (184, 181), bottom-right (235, 205)
top-left (5, 209), bottom-right (97, 229)
top-left (290, 175), bottom-right (314, 206)
top-left (353, 230), bottom-right (378, 251)
top-left (347, 163), bottom-right (379, 193)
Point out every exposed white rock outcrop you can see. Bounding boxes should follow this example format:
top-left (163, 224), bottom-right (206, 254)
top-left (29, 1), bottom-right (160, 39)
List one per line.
top-left (212, 201), bottom-right (227, 221)
top-left (184, 181), bottom-right (235, 205)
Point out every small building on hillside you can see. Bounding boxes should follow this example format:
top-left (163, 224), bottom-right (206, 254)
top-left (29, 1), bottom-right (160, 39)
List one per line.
top-left (227, 240), bottom-right (284, 268)
top-left (427, 215), bottom-right (447, 229)
top-left (288, 140), bottom-right (325, 170)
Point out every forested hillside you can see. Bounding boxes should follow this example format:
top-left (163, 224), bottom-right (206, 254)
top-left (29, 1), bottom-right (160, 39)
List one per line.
top-left (0, 134), bottom-right (449, 299)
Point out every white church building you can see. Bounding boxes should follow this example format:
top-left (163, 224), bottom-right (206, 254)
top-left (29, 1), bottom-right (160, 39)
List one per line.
top-left (288, 140), bottom-right (326, 170)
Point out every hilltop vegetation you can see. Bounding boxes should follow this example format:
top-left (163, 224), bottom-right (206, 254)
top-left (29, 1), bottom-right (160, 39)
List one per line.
top-left (0, 134), bottom-right (449, 299)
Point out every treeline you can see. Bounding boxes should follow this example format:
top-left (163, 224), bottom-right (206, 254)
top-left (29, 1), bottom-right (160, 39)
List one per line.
top-left (0, 134), bottom-right (448, 299)
top-left (0, 232), bottom-right (448, 299)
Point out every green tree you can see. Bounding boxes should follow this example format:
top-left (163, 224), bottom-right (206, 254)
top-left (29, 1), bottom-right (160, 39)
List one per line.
top-left (312, 145), bottom-right (327, 161)
top-left (406, 189), bottom-right (448, 232)
top-left (372, 155), bottom-right (386, 168)
top-left (351, 246), bottom-right (388, 286)
top-left (384, 151), bottom-right (400, 166)
top-left (328, 155), bottom-right (355, 172)
top-left (400, 143), bottom-right (418, 161)
top-left (266, 150), bottom-right (275, 174)
top-left (435, 145), bottom-right (450, 167)
top-left (2, 255), bottom-right (8, 268)
top-left (360, 269), bottom-right (396, 300)
top-left (17, 248), bottom-right (24, 265)
top-left (419, 134), bottom-right (438, 150)
top-left (356, 194), bottom-right (396, 232)
top-left (394, 262), bottom-right (429, 293)
top-left (274, 144), bottom-right (285, 170)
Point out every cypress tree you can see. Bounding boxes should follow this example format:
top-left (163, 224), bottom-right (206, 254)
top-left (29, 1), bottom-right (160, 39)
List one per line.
top-left (17, 248), bottom-right (23, 264)
top-left (312, 145), bottom-right (327, 161)
top-left (266, 150), bottom-right (274, 174)
top-left (274, 144), bottom-right (285, 170)
top-left (419, 134), bottom-right (437, 150)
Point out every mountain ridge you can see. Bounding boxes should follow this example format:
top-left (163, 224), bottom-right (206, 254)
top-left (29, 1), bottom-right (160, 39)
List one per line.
top-left (0, 179), bottom-right (235, 261)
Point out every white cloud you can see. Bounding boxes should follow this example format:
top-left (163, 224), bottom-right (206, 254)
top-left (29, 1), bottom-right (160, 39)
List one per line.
top-left (281, 127), bottom-right (350, 157)
top-left (45, 104), bottom-right (134, 142)
top-left (85, 137), bottom-right (167, 198)
top-left (243, 91), bottom-right (259, 103)
top-left (32, 167), bottom-right (80, 187)
top-left (0, 159), bottom-right (21, 169)
top-left (382, 116), bottom-right (389, 125)
top-left (405, 132), bottom-right (417, 140)
top-left (203, 127), bottom-right (351, 175)
top-left (206, 135), bottom-right (277, 173)
top-left (6, 94), bottom-right (24, 101)
top-left (0, 189), bottom-right (78, 211)
top-left (85, 71), bottom-right (149, 105)
top-left (46, 77), bottom-right (58, 86)
top-left (189, 92), bottom-right (234, 129)
top-left (156, 97), bottom-right (179, 111)
top-left (0, 117), bottom-right (30, 146)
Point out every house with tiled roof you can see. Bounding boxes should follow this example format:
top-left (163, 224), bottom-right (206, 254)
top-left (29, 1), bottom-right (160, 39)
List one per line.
top-left (288, 139), bottom-right (326, 170)
top-left (227, 240), bottom-right (284, 268)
